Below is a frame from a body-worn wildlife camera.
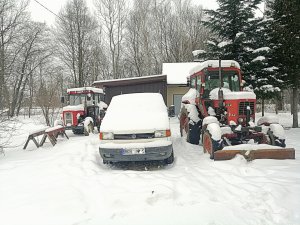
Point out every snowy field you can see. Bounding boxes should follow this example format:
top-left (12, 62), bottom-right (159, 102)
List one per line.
top-left (0, 114), bottom-right (300, 225)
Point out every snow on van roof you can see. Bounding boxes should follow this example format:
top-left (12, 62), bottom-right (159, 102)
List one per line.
top-left (67, 87), bottom-right (103, 94)
top-left (162, 62), bottom-right (200, 85)
top-left (189, 60), bottom-right (240, 75)
top-left (100, 93), bottom-right (169, 133)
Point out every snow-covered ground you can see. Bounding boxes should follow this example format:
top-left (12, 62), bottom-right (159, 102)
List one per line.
top-left (0, 114), bottom-right (300, 225)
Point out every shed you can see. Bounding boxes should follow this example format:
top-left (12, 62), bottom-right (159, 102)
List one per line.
top-left (93, 75), bottom-right (167, 105)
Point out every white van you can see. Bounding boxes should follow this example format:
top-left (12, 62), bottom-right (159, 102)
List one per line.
top-left (99, 93), bottom-right (174, 164)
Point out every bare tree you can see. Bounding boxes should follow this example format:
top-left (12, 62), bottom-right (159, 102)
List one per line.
top-left (0, 0), bottom-right (29, 110)
top-left (35, 64), bottom-right (62, 126)
top-left (95, 0), bottom-right (127, 79)
top-left (55, 0), bottom-right (98, 87)
top-left (123, 0), bottom-right (208, 77)
top-left (8, 22), bottom-right (51, 117)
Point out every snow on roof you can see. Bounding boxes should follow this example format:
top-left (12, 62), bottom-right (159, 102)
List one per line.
top-left (100, 93), bottom-right (169, 133)
top-left (93, 74), bottom-right (166, 85)
top-left (67, 87), bottom-right (103, 94)
top-left (162, 62), bottom-right (200, 85)
top-left (189, 60), bottom-right (240, 76)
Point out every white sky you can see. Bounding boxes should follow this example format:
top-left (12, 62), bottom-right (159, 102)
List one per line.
top-left (28, 0), bottom-right (219, 25)
top-left (28, 0), bottom-right (263, 25)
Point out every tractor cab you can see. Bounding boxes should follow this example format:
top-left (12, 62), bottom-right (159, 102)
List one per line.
top-left (188, 61), bottom-right (255, 126)
top-left (62, 87), bottom-right (107, 135)
top-left (180, 60), bottom-right (293, 161)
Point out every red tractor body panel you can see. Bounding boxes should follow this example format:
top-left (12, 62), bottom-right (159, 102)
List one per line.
top-left (62, 110), bottom-right (85, 127)
top-left (61, 87), bottom-right (106, 134)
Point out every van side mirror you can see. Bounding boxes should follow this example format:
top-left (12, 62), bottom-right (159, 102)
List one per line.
top-left (60, 96), bottom-right (65, 104)
top-left (168, 105), bottom-right (175, 117)
top-left (187, 78), bottom-right (190, 87)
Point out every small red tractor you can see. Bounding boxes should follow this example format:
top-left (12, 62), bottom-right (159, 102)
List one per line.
top-left (180, 60), bottom-right (295, 160)
top-left (60, 87), bottom-right (107, 135)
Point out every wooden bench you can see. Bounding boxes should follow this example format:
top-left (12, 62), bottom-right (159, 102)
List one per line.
top-left (23, 126), bottom-right (69, 149)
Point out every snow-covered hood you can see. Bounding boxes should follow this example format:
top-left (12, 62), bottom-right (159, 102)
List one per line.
top-left (63, 104), bottom-right (85, 111)
top-left (99, 101), bottom-right (108, 110)
top-left (100, 93), bottom-right (170, 133)
top-left (209, 88), bottom-right (256, 100)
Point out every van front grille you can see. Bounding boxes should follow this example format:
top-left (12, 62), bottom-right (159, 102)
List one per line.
top-left (114, 133), bottom-right (154, 140)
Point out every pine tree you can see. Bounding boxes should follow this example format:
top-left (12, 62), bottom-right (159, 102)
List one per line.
top-left (198, 0), bottom-right (261, 86)
top-left (248, 16), bottom-right (283, 116)
top-left (271, 0), bottom-right (300, 127)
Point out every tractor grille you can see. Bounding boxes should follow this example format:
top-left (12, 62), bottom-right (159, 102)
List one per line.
top-left (114, 133), bottom-right (154, 140)
top-left (65, 112), bottom-right (73, 125)
top-left (239, 102), bottom-right (255, 115)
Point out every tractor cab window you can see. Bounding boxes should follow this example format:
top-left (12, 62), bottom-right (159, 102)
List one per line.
top-left (196, 76), bottom-right (201, 97)
top-left (196, 76), bottom-right (201, 91)
top-left (69, 94), bottom-right (88, 105)
top-left (190, 77), bottom-right (196, 89)
top-left (69, 95), bottom-right (82, 105)
top-left (204, 70), bottom-right (240, 93)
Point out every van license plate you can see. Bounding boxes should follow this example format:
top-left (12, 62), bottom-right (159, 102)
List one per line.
top-left (122, 148), bottom-right (145, 155)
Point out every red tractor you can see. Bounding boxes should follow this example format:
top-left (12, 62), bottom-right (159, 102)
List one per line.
top-left (61, 87), bottom-right (107, 135)
top-left (180, 60), bottom-right (295, 160)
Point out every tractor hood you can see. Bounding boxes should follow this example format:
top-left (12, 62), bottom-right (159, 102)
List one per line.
top-left (209, 88), bottom-right (256, 100)
top-left (63, 104), bottom-right (85, 112)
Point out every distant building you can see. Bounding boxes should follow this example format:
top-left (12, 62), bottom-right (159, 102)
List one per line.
top-left (93, 62), bottom-right (200, 115)
top-left (93, 75), bottom-right (167, 105)
top-left (163, 62), bottom-right (199, 115)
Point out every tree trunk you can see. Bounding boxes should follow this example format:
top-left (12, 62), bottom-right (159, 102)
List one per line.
top-left (261, 99), bottom-right (265, 117)
top-left (278, 91), bottom-right (284, 111)
top-left (292, 88), bottom-right (299, 128)
top-left (290, 90), bottom-right (293, 115)
top-left (0, 38), bottom-right (5, 110)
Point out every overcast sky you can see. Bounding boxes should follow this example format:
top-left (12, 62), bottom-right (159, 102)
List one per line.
top-left (28, 0), bottom-right (220, 25)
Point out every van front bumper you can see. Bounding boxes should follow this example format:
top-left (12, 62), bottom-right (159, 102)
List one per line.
top-left (99, 141), bottom-right (173, 163)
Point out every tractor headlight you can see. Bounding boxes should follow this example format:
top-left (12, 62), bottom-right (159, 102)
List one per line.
top-left (154, 130), bottom-right (171, 138)
top-left (100, 132), bottom-right (114, 140)
top-left (238, 118), bottom-right (244, 123)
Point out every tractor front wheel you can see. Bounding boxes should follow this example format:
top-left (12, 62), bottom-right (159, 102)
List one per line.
top-left (84, 122), bottom-right (94, 136)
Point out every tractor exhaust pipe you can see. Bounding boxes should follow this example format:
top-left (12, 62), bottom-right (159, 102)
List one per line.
top-left (218, 57), bottom-right (223, 108)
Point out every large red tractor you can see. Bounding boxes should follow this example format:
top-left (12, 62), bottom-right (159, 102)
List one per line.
top-left (179, 60), bottom-right (295, 160)
top-left (61, 87), bottom-right (107, 135)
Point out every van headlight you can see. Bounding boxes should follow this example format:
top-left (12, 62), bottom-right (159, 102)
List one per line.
top-left (154, 130), bottom-right (171, 138)
top-left (100, 132), bottom-right (114, 140)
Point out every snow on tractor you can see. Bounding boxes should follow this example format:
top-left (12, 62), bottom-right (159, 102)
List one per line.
top-left (179, 60), bottom-right (295, 161)
top-left (60, 87), bottom-right (107, 136)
